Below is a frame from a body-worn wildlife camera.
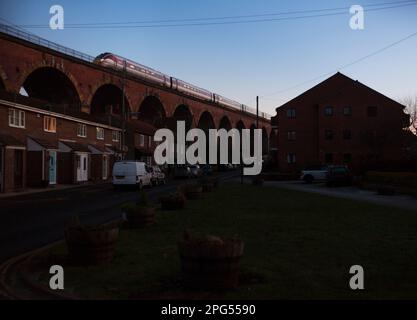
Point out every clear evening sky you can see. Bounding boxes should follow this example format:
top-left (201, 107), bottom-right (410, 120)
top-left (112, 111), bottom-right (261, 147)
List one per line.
top-left (0, 0), bottom-right (416, 115)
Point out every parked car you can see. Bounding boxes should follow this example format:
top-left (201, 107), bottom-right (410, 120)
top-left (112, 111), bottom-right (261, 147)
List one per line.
top-left (173, 165), bottom-right (192, 179)
top-left (326, 165), bottom-right (352, 187)
top-left (200, 164), bottom-right (213, 175)
top-left (112, 161), bottom-right (152, 189)
top-left (300, 165), bottom-right (328, 183)
top-left (151, 165), bottom-right (166, 185)
top-left (189, 164), bottom-right (202, 178)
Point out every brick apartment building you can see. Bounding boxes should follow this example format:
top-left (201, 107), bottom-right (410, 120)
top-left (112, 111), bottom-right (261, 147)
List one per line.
top-left (0, 91), bottom-right (155, 193)
top-left (274, 72), bottom-right (410, 174)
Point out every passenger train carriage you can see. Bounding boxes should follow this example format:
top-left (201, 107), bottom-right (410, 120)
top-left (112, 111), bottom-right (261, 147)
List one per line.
top-left (94, 52), bottom-right (270, 119)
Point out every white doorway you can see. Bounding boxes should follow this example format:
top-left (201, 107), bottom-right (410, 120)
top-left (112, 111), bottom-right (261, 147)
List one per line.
top-left (102, 155), bottom-right (108, 180)
top-left (76, 153), bottom-right (88, 182)
top-left (49, 151), bottom-right (57, 185)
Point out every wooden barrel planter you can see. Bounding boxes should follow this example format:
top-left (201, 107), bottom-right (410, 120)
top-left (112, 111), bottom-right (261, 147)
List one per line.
top-left (65, 226), bottom-right (119, 265)
top-left (126, 207), bottom-right (155, 228)
top-left (121, 200), bottom-right (156, 228)
top-left (160, 193), bottom-right (186, 210)
top-left (182, 184), bottom-right (203, 200)
top-left (178, 237), bottom-right (244, 290)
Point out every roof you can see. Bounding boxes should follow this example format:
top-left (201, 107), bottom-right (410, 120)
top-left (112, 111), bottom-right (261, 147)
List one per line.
top-left (60, 141), bottom-right (91, 152)
top-left (0, 133), bottom-right (25, 147)
top-left (0, 90), bottom-right (123, 129)
top-left (88, 144), bottom-right (109, 154)
top-left (127, 119), bottom-right (156, 135)
top-left (28, 136), bottom-right (58, 149)
top-left (276, 72), bottom-right (407, 111)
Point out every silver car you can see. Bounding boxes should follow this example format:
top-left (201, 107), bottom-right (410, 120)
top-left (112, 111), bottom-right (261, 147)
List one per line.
top-left (189, 165), bottom-right (202, 178)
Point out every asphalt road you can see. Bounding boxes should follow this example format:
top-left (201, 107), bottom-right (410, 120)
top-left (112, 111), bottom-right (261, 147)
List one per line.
top-left (0, 172), bottom-right (238, 263)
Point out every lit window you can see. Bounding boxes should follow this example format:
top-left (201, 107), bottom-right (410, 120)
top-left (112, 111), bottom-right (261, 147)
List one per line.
top-left (287, 131), bottom-right (296, 141)
top-left (96, 127), bottom-right (105, 140)
top-left (77, 124), bottom-right (87, 137)
top-left (343, 106), bottom-right (352, 116)
top-left (8, 108), bottom-right (25, 128)
top-left (324, 106), bottom-right (334, 116)
top-left (44, 116), bottom-right (56, 133)
top-left (139, 134), bottom-right (145, 147)
top-left (287, 153), bottom-right (296, 164)
top-left (112, 130), bottom-right (121, 142)
top-left (286, 108), bottom-right (296, 118)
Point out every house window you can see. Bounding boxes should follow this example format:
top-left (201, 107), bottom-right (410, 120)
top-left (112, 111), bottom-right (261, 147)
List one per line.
top-left (343, 129), bottom-right (352, 140)
top-left (148, 135), bottom-right (152, 147)
top-left (325, 153), bottom-right (333, 164)
top-left (343, 106), bottom-right (352, 116)
top-left (96, 127), bottom-right (105, 140)
top-left (286, 108), bottom-right (296, 118)
top-left (287, 153), bottom-right (296, 164)
top-left (44, 116), bottom-right (56, 133)
top-left (343, 153), bottom-right (352, 163)
top-left (287, 131), bottom-right (296, 141)
top-left (77, 124), bottom-right (87, 138)
top-left (325, 129), bottom-right (334, 140)
top-left (112, 130), bottom-right (121, 142)
top-left (8, 108), bottom-right (25, 128)
top-left (324, 106), bottom-right (334, 116)
top-left (139, 134), bottom-right (145, 147)
top-left (367, 106), bottom-right (378, 117)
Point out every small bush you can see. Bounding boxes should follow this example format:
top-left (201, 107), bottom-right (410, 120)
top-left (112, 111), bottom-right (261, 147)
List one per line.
top-left (365, 171), bottom-right (417, 189)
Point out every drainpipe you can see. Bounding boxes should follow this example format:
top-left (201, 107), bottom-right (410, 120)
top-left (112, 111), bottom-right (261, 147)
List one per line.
top-left (121, 60), bottom-right (127, 160)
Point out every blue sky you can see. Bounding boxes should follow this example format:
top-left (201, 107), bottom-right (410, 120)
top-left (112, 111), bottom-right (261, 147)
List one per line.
top-left (1, 0), bottom-right (416, 115)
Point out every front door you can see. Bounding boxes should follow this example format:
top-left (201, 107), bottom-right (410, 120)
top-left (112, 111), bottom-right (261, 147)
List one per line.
top-left (14, 149), bottom-right (24, 189)
top-left (102, 155), bottom-right (108, 180)
top-left (76, 153), bottom-right (88, 182)
top-left (49, 151), bottom-right (57, 185)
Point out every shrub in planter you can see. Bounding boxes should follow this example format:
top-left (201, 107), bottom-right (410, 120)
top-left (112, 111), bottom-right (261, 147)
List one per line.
top-left (121, 192), bottom-right (155, 228)
top-left (65, 216), bottom-right (119, 265)
top-left (365, 171), bottom-right (417, 189)
top-left (178, 230), bottom-right (244, 290)
top-left (180, 184), bottom-right (203, 200)
top-left (159, 190), bottom-right (186, 210)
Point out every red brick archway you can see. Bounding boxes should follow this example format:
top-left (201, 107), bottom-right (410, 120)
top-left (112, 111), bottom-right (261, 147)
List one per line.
top-left (90, 83), bottom-right (131, 116)
top-left (0, 65), bottom-right (10, 91)
top-left (16, 63), bottom-right (84, 104)
top-left (138, 95), bottom-right (167, 127)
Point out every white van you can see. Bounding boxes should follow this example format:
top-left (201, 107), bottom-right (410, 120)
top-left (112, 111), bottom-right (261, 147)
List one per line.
top-left (112, 161), bottom-right (152, 189)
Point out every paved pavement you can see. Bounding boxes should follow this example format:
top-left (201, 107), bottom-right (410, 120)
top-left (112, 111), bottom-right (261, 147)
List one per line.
top-left (263, 180), bottom-right (417, 211)
top-left (0, 172), bottom-right (238, 263)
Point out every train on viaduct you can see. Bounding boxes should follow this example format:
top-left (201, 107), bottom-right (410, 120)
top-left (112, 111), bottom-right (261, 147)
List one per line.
top-left (0, 24), bottom-right (273, 193)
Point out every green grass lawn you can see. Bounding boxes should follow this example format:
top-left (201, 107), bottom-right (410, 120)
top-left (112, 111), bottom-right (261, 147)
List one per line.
top-left (41, 183), bottom-right (417, 299)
